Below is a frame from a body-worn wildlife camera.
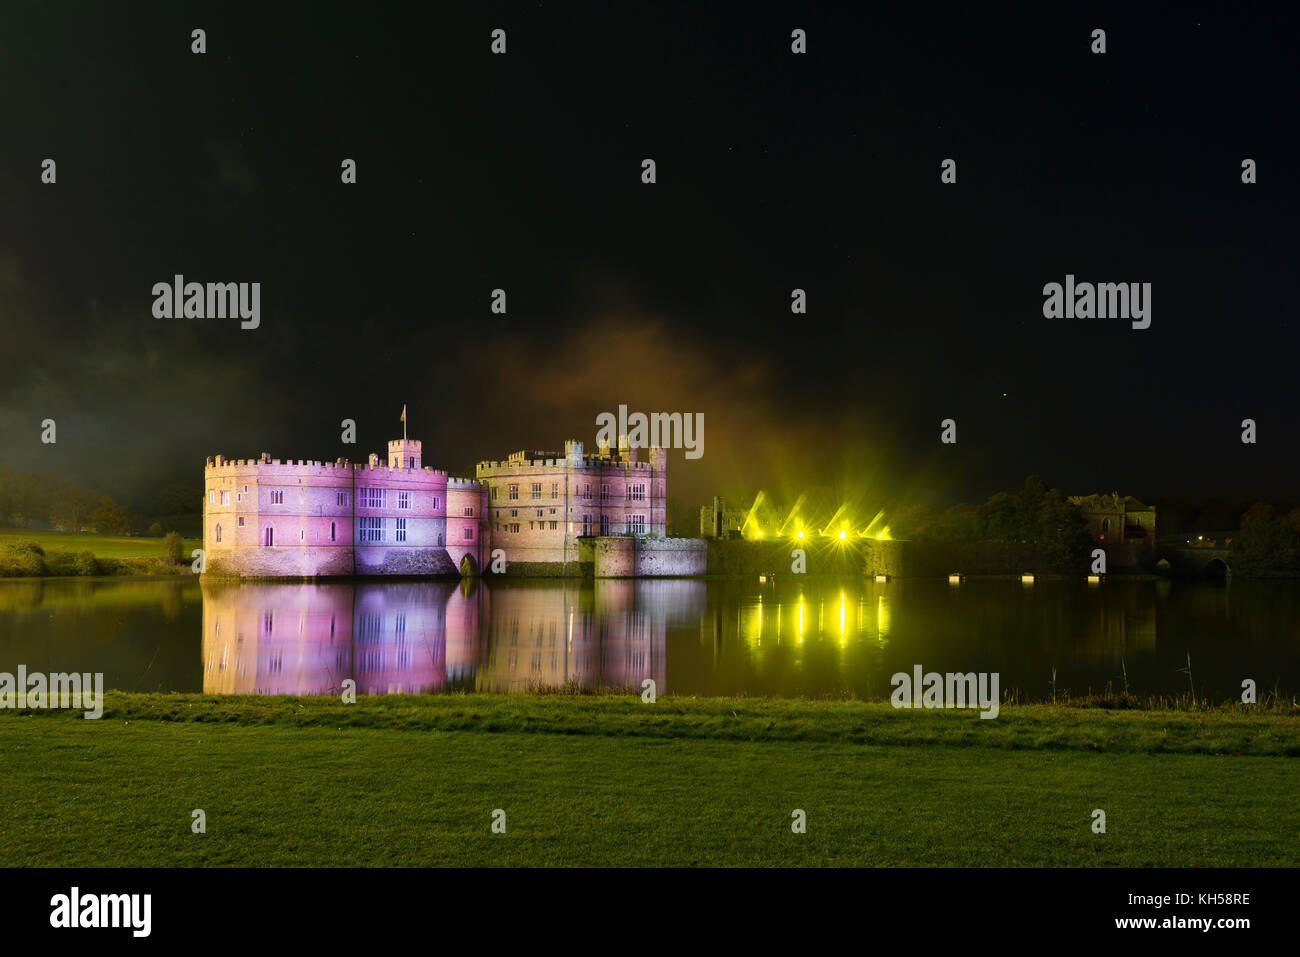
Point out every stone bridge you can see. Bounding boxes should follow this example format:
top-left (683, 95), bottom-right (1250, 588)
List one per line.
top-left (1147, 545), bottom-right (1232, 577)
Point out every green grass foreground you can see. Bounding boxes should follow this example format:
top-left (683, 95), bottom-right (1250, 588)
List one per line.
top-left (2, 693), bottom-right (1296, 866)
top-left (0, 529), bottom-right (201, 559)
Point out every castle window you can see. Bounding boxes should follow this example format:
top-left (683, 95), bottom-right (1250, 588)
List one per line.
top-left (359, 488), bottom-right (384, 509)
top-left (408, 457), bottom-right (416, 469)
top-left (432, 496), bottom-right (440, 510)
top-left (395, 517), bottom-right (407, 542)
top-left (221, 491), bottom-right (230, 505)
top-left (236, 493), bottom-right (242, 503)
top-left (209, 490), bottom-right (216, 504)
top-left (510, 509), bottom-right (517, 518)
top-left (237, 517), bottom-right (245, 527)
top-left (337, 491), bottom-right (349, 507)
top-left (330, 521), bottom-right (336, 542)
top-left (601, 484), bottom-right (609, 501)
top-left (243, 485), bottom-right (248, 493)
top-left (270, 489), bottom-right (284, 505)
top-left (583, 483), bottom-right (591, 499)
top-left (551, 483), bottom-right (558, 499)
top-left (299, 529), bottom-right (305, 541)
top-left (359, 517), bottom-right (383, 542)
top-left (397, 491), bottom-right (411, 509)
top-left (601, 515), bottom-right (611, 535)
top-left (628, 515), bottom-right (646, 535)
top-left (215, 524), bottom-right (222, 543)
top-left (536, 509), bottom-right (544, 518)
top-left (491, 486), bottom-right (498, 500)
top-left (509, 523), bottom-right (520, 533)
top-left (463, 506), bottom-right (474, 516)
top-left (549, 521), bottom-right (557, 530)
top-left (263, 527), bottom-right (274, 547)
top-left (463, 527), bottom-right (474, 540)
top-left (508, 484), bottom-right (519, 501)
top-left (582, 514), bottom-right (591, 536)
top-left (628, 483), bottom-right (646, 501)
top-left (531, 482), bottom-right (542, 499)
top-left (549, 508), bottom-right (556, 515)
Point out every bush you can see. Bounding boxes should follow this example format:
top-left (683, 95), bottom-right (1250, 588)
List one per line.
top-left (0, 539), bottom-right (46, 576)
top-left (162, 531), bottom-right (184, 564)
top-left (148, 522), bottom-right (162, 537)
top-left (43, 548), bottom-right (78, 576)
top-left (75, 550), bottom-right (99, 575)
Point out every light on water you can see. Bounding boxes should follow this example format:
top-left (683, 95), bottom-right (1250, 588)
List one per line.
top-left (0, 578), bottom-right (1297, 702)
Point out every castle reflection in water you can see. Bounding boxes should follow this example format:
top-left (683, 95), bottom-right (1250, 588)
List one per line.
top-left (198, 577), bottom-right (1193, 700)
top-left (202, 580), bottom-right (687, 696)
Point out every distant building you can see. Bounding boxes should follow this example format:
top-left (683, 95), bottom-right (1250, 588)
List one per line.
top-left (475, 436), bottom-right (668, 568)
top-left (1070, 493), bottom-right (1156, 545)
top-left (699, 497), bottom-right (753, 538)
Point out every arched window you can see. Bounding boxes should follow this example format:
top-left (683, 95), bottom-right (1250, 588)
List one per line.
top-left (264, 526), bottom-right (274, 547)
top-left (215, 524), bottom-right (222, 543)
top-left (330, 521), bottom-right (336, 542)
top-left (1100, 517), bottom-right (1110, 540)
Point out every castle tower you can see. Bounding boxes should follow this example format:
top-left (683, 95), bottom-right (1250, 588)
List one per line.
top-left (388, 438), bottom-right (422, 470)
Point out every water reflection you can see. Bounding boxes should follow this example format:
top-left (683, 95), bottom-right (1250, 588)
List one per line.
top-left (201, 580), bottom-right (684, 696)
top-left (1, 576), bottom-right (1295, 700)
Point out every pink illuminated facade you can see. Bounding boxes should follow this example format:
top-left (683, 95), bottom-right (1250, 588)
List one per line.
top-left (203, 436), bottom-right (489, 578)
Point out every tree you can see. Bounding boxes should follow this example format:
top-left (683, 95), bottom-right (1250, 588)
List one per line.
top-left (0, 464), bottom-right (14, 524)
top-left (49, 487), bottom-right (100, 533)
top-left (90, 496), bottom-right (130, 535)
top-left (157, 481), bottom-right (204, 515)
top-left (10, 472), bottom-right (53, 527)
top-left (162, 531), bottom-right (184, 564)
top-left (1231, 502), bottom-right (1300, 576)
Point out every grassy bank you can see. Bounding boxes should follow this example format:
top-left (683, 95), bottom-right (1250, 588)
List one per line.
top-left (0, 529), bottom-right (200, 577)
top-left (0, 529), bottom-right (201, 558)
top-left (2, 693), bottom-right (1296, 866)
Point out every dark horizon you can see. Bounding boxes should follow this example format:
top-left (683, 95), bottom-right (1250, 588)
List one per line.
top-left (2, 2), bottom-right (1297, 516)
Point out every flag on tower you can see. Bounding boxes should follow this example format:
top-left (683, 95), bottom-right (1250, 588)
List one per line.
top-left (401, 404), bottom-right (407, 440)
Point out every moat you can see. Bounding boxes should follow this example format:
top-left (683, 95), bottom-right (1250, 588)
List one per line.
top-left (1, 577), bottom-right (1296, 702)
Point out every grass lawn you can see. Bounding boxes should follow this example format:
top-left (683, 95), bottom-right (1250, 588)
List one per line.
top-left (2, 694), bottom-right (1296, 866)
top-left (0, 528), bottom-right (201, 560)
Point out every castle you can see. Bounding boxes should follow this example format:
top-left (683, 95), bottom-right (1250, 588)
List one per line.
top-left (203, 433), bottom-right (683, 578)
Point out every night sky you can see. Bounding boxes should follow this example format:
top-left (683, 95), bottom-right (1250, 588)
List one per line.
top-left (1, 2), bottom-right (1296, 517)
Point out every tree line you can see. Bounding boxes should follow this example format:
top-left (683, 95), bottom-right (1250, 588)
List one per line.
top-left (0, 466), bottom-right (202, 536)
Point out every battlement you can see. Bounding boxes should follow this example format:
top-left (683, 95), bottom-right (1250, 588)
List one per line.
top-left (206, 455), bottom-right (353, 475)
top-left (355, 460), bottom-right (448, 481)
top-left (446, 476), bottom-right (483, 490)
top-left (477, 446), bottom-right (665, 474)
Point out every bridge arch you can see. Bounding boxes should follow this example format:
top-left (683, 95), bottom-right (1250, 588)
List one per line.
top-left (1202, 557), bottom-right (1230, 579)
top-left (459, 553), bottom-right (479, 578)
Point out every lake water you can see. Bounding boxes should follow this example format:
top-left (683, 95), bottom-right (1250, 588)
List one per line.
top-left (0, 577), bottom-right (1296, 702)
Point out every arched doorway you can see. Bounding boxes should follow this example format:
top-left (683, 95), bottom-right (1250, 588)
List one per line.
top-left (459, 553), bottom-right (479, 578)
